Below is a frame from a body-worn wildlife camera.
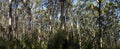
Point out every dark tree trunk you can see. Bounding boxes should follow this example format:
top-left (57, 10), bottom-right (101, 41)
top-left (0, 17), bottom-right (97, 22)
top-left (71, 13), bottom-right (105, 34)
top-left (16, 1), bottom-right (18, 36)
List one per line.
top-left (97, 0), bottom-right (102, 49)
top-left (62, 38), bottom-right (68, 49)
top-left (8, 0), bottom-right (13, 40)
top-left (60, 0), bottom-right (66, 29)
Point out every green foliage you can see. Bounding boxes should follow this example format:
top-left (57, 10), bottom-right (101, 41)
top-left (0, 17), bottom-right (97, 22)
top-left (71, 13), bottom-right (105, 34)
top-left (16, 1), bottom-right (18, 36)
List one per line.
top-left (0, 34), bottom-right (43, 49)
top-left (47, 29), bottom-right (80, 49)
top-left (47, 29), bottom-right (68, 49)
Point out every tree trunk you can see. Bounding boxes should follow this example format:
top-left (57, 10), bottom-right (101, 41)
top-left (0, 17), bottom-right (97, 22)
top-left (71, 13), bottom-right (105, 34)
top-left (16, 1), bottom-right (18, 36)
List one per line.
top-left (60, 1), bottom-right (65, 29)
top-left (97, 0), bottom-right (102, 49)
top-left (8, 0), bottom-right (13, 40)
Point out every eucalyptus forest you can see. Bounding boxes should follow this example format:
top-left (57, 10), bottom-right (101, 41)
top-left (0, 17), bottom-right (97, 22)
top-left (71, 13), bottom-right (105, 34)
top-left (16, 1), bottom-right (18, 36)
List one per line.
top-left (0, 0), bottom-right (120, 49)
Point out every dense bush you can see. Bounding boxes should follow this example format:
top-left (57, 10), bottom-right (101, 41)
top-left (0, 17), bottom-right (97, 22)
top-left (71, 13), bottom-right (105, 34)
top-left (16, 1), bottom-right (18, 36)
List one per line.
top-left (0, 29), bottom-right (81, 49)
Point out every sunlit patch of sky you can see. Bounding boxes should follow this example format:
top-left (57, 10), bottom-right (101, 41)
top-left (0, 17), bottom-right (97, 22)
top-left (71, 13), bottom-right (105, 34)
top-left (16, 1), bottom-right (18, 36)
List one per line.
top-left (116, 9), bottom-right (120, 16)
top-left (18, 3), bottom-right (22, 9)
top-left (40, 0), bottom-right (78, 10)
top-left (92, 1), bottom-right (96, 6)
top-left (106, 0), bottom-right (110, 2)
top-left (40, 6), bottom-right (46, 10)
top-left (57, 13), bottom-right (61, 20)
top-left (73, 0), bottom-right (78, 5)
